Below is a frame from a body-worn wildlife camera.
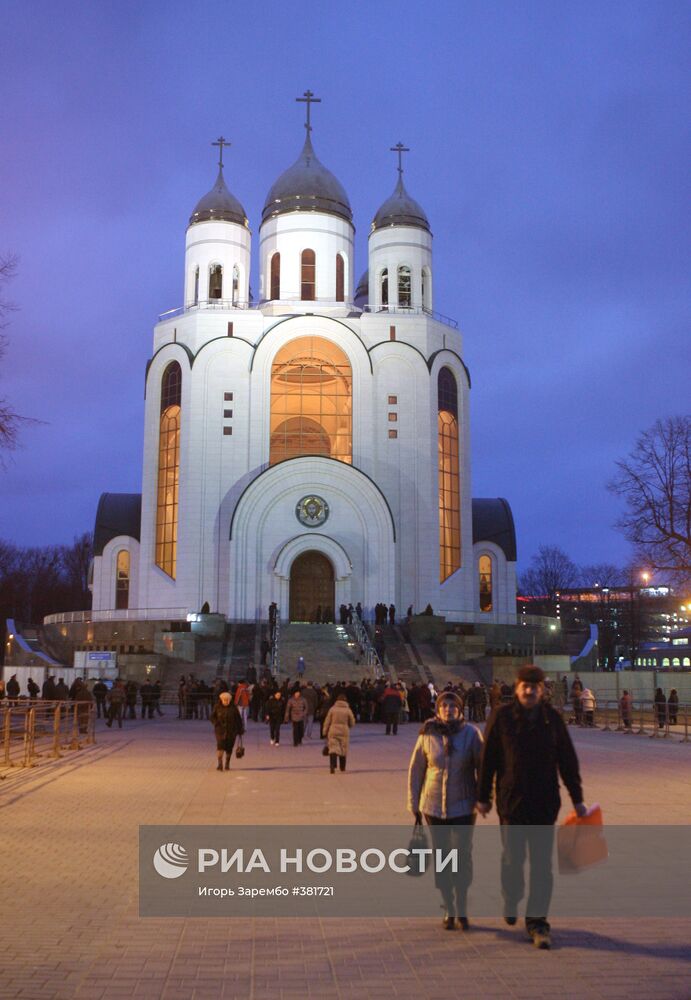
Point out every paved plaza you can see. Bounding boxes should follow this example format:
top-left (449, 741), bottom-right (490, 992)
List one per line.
top-left (1, 714), bottom-right (690, 1000)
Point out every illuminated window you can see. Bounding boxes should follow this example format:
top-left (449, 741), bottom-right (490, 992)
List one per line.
top-left (209, 264), bottom-right (223, 299)
top-left (388, 429), bottom-right (398, 439)
top-left (270, 252), bottom-right (280, 299)
top-left (388, 412), bottom-right (397, 422)
top-left (398, 265), bottom-right (411, 307)
top-left (388, 395), bottom-right (397, 404)
top-left (115, 550), bottom-right (130, 610)
top-left (438, 367), bottom-right (460, 581)
top-left (336, 254), bottom-right (345, 302)
top-left (301, 249), bottom-right (316, 300)
top-left (380, 268), bottom-right (388, 307)
top-left (270, 337), bottom-right (352, 465)
top-left (193, 266), bottom-right (199, 305)
top-left (232, 264), bottom-right (239, 305)
top-left (479, 555), bottom-right (492, 612)
top-left (156, 361), bottom-right (181, 578)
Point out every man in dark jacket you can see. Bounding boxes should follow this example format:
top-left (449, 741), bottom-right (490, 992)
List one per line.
top-left (6, 674), bottom-right (20, 702)
top-left (476, 664), bottom-right (587, 950)
top-left (93, 679), bottom-right (108, 718)
top-left (380, 684), bottom-right (403, 735)
top-left (210, 691), bottom-right (244, 770)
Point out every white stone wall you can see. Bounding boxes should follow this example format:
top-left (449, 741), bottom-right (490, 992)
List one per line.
top-left (91, 537), bottom-right (140, 613)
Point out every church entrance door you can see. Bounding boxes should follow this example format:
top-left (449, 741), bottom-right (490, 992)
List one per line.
top-left (289, 551), bottom-right (335, 622)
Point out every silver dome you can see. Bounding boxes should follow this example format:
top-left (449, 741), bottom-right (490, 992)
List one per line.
top-left (262, 133), bottom-right (352, 225)
top-left (189, 167), bottom-right (249, 228)
top-left (371, 176), bottom-right (430, 233)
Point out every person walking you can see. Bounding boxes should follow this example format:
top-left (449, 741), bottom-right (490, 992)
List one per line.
top-left (408, 691), bottom-right (484, 931)
top-left (124, 680), bottom-right (138, 719)
top-left (140, 680), bottom-right (155, 719)
top-left (210, 691), bottom-right (244, 771)
top-left (296, 655), bottom-right (306, 679)
top-left (93, 679), bottom-right (108, 718)
top-left (380, 682), bottom-right (403, 735)
top-left (476, 665), bottom-right (587, 950)
top-left (620, 689), bottom-right (633, 731)
top-left (285, 688), bottom-right (308, 746)
top-left (6, 675), bottom-right (20, 703)
top-left (27, 677), bottom-right (40, 700)
top-left (668, 689), bottom-right (679, 726)
top-left (265, 690), bottom-right (284, 745)
top-left (105, 680), bottom-right (126, 729)
top-left (571, 676), bottom-right (584, 726)
top-left (581, 687), bottom-right (596, 727)
top-left (654, 687), bottom-right (667, 729)
top-left (302, 681), bottom-right (318, 738)
top-left (323, 692), bottom-right (355, 773)
top-left (151, 680), bottom-right (164, 716)
top-left (234, 680), bottom-right (251, 726)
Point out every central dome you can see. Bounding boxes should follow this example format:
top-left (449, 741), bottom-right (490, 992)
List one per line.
top-left (262, 133), bottom-right (352, 225)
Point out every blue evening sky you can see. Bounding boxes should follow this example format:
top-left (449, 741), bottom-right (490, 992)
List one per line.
top-left (1, 0), bottom-right (689, 575)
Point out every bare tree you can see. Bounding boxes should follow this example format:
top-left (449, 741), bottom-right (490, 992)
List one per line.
top-left (0, 254), bottom-right (34, 455)
top-left (519, 545), bottom-right (579, 601)
top-left (609, 416), bottom-right (691, 586)
top-left (578, 563), bottom-right (627, 588)
top-left (60, 532), bottom-right (94, 607)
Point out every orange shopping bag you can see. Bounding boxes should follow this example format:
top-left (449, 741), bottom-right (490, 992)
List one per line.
top-left (557, 804), bottom-right (608, 875)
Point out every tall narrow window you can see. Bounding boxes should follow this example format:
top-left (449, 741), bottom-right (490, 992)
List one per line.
top-left (335, 254), bottom-right (345, 302)
top-left (232, 264), bottom-right (239, 305)
top-left (479, 555), bottom-right (493, 612)
top-left (270, 252), bottom-right (281, 300)
top-left (301, 249), bottom-right (316, 300)
top-left (438, 367), bottom-right (460, 581)
top-left (209, 264), bottom-right (223, 299)
top-left (115, 550), bottom-right (130, 610)
top-left (380, 268), bottom-right (389, 307)
top-left (421, 267), bottom-right (431, 311)
top-left (193, 266), bottom-right (199, 305)
top-left (156, 361), bottom-right (181, 578)
top-left (270, 337), bottom-right (352, 465)
top-left (398, 265), bottom-right (412, 307)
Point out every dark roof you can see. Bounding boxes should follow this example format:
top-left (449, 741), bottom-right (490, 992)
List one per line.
top-left (354, 268), bottom-right (369, 307)
top-left (94, 493), bottom-right (142, 556)
top-left (189, 167), bottom-right (249, 228)
top-left (262, 133), bottom-right (352, 225)
top-left (371, 176), bottom-right (430, 233)
top-left (472, 498), bottom-right (517, 562)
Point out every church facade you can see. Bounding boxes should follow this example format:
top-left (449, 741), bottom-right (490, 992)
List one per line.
top-left (90, 103), bottom-right (517, 626)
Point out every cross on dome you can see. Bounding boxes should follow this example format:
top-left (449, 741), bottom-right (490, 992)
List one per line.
top-left (212, 136), bottom-right (231, 170)
top-left (390, 142), bottom-right (410, 179)
top-left (296, 90), bottom-right (322, 134)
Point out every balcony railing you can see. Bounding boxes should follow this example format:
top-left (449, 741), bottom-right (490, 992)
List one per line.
top-left (361, 304), bottom-right (458, 330)
top-left (44, 608), bottom-right (189, 625)
top-left (158, 299), bottom-right (459, 329)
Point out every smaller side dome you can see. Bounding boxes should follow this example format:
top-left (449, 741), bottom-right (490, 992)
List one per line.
top-left (371, 176), bottom-right (430, 234)
top-left (354, 269), bottom-right (369, 307)
top-left (189, 167), bottom-right (249, 228)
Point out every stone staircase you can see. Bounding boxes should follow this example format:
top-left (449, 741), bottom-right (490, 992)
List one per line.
top-left (277, 623), bottom-right (369, 684)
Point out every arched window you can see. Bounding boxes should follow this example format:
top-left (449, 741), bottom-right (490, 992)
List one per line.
top-left (209, 264), bottom-right (223, 300)
top-left (301, 249), bottom-right (316, 300)
top-left (156, 361), bottom-right (181, 578)
top-left (422, 266), bottom-right (431, 311)
top-left (335, 254), bottom-right (345, 302)
top-left (479, 555), bottom-right (492, 612)
top-left (193, 266), bottom-right (199, 305)
top-left (398, 265), bottom-right (411, 307)
top-left (380, 268), bottom-right (389, 307)
top-left (232, 264), bottom-right (239, 305)
top-left (270, 252), bottom-right (281, 300)
top-left (438, 367), bottom-right (460, 581)
top-left (270, 337), bottom-right (352, 465)
top-left (115, 550), bottom-right (130, 610)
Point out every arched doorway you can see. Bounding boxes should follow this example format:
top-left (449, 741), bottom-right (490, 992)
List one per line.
top-left (289, 551), bottom-right (335, 622)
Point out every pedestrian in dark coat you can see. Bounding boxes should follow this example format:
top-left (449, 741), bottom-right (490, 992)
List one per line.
top-left (210, 692), bottom-right (244, 770)
top-left (265, 691), bottom-right (284, 745)
top-left (285, 689), bottom-right (308, 745)
top-left (654, 688), bottom-right (667, 729)
top-left (477, 665), bottom-right (587, 950)
top-left (27, 677), bottom-right (40, 700)
top-left (323, 694), bottom-right (355, 772)
top-left (380, 684), bottom-right (403, 735)
top-left (71, 678), bottom-right (93, 734)
top-left (93, 680), bottom-right (108, 718)
top-left (668, 689), bottom-right (679, 726)
top-left (106, 681), bottom-right (126, 729)
top-left (6, 675), bottom-right (20, 700)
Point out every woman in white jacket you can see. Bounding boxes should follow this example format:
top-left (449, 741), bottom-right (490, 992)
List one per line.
top-left (407, 691), bottom-right (484, 930)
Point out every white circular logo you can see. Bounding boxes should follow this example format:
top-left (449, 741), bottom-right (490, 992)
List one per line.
top-left (153, 842), bottom-right (189, 879)
top-left (295, 495), bottom-right (329, 528)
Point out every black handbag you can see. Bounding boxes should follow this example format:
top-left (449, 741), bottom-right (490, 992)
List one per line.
top-left (235, 736), bottom-right (245, 759)
top-left (322, 744), bottom-right (330, 756)
top-left (406, 820), bottom-right (429, 877)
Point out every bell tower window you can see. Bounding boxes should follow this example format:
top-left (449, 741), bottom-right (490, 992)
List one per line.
top-left (232, 265), bottom-right (239, 305)
top-left (301, 249), bottom-right (316, 301)
top-left (335, 254), bottom-right (345, 302)
top-left (380, 268), bottom-right (388, 307)
top-left (398, 265), bottom-right (411, 308)
top-left (193, 266), bottom-right (199, 305)
top-left (209, 264), bottom-right (223, 300)
top-left (270, 252), bottom-right (281, 300)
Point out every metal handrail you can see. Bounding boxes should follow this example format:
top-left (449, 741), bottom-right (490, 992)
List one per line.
top-left (158, 299), bottom-right (252, 321)
top-left (44, 608), bottom-right (189, 624)
top-left (360, 304), bottom-right (459, 330)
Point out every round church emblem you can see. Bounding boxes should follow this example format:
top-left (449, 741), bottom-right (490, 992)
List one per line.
top-left (295, 495), bottom-right (329, 528)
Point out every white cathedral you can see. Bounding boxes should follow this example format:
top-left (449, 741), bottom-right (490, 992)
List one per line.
top-left (90, 96), bottom-right (518, 627)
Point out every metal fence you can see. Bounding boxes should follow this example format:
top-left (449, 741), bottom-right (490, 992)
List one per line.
top-left (562, 694), bottom-right (690, 744)
top-left (0, 701), bottom-right (96, 772)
